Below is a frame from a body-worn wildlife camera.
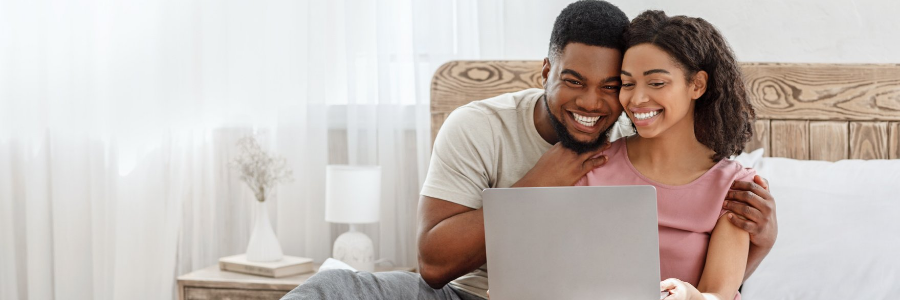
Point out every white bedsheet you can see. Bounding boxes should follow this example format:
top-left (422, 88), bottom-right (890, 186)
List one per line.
top-left (739, 157), bottom-right (900, 299)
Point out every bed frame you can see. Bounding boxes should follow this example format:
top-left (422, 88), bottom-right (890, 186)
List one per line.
top-left (431, 61), bottom-right (900, 161)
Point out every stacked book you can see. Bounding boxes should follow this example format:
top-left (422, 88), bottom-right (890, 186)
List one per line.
top-left (219, 254), bottom-right (314, 278)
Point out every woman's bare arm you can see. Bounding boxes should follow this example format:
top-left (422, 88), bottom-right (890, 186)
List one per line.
top-left (695, 214), bottom-right (750, 299)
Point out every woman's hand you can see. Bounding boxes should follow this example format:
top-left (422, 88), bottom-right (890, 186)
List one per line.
top-left (660, 278), bottom-right (702, 300)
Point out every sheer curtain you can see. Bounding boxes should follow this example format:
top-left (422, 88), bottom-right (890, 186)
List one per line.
top-left (0, 1), bottom-right (501, 299)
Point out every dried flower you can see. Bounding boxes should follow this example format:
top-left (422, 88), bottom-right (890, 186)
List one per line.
top-left (231, 136), bottom-right (293, 202)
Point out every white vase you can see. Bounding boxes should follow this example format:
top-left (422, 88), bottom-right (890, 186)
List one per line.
top-left (246, 200), bottom-right (284, 262)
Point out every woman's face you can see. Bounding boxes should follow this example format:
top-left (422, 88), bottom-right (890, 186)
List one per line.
top-left (619, 43), bottom-right (706, 139)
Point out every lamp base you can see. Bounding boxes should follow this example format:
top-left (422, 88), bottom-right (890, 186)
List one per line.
top-left (332, 228), bottom-right (375, 272)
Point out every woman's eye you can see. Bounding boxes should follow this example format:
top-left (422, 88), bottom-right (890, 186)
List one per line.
top-left (621, 83), bottom-right (635, 89)
top-left (650, 82), bottom-right (665, 87)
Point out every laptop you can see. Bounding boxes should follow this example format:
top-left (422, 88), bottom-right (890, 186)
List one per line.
top-left (482, 186), bottom-right (662, 300)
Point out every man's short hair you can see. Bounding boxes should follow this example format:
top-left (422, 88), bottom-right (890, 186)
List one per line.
top-left (548, 0), bottom-right (629, 60)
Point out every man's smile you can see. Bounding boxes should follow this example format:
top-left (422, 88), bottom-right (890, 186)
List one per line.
top-left (566, 110), bottom-right (606, 134)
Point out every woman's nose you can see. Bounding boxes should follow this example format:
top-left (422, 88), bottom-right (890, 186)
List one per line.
top-left (630, 87), bottom-right (649, 106)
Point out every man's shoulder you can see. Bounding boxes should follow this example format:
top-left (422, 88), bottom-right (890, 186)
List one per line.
top-left (439, 88), bottom-right (542, 138)
top-left (458, 88), bottom-right (543, 115)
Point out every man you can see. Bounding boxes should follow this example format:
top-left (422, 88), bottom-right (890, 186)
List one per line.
top-left (283, 1), bottom-right (776, 299)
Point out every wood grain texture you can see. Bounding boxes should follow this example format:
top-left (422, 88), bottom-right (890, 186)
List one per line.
top-left (431, 113), bottom-right (447, 145)
top-left (850, 122), bottom-right (890, 159)
top-left (745, 120), bottom-right (770, 155)
top-left (743, 63), bottom-right (900, 121)
top-left (430, 61), bottom-right (900, 160)
top-left (770, 120), bottom-right (809, 159)
top-left (185, 287), bottom-right (287, 300)
top-left (809, 121), bottom-right (849, 161)
top-left (431, 60), bottom-right (543, 142)
top-left (178, 265), bottom-right (416, 300)
top-left (890, 122), bottom-right (900, 159)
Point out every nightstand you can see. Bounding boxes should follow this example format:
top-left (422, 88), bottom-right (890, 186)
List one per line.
top-left (177, 264), bottom-right (416, 300)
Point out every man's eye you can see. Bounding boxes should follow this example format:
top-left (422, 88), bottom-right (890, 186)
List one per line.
top-left (603, 85), bottom-right (621, 90)
top-left (565, 79), bottom-right (582, 86)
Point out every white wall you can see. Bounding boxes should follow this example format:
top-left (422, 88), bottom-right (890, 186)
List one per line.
top-left (480, 0), bottom-right (900, 63)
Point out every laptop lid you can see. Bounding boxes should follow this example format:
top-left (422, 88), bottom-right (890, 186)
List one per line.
top-left (483, 186), bottom-right (660, 300)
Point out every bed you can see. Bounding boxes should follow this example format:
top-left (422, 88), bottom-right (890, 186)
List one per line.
top-left (430, 61), bottom-right (900, 299)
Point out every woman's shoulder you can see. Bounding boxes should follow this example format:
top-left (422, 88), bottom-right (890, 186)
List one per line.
top-left (711, 158), bottom-right (757, 183)
top-left (605, 137), bottom-right (627, 156)
top-left (596, 138), bottom-right (630, 166)
top-left (575, 138), bottom-right (632, 186)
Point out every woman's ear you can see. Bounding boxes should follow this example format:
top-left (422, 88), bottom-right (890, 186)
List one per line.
top-left (541, 58), bottom-right (551, 88)
top-left (690, 70), bottom-right (708, 100)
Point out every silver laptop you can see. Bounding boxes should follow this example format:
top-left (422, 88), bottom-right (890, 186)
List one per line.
top-left (483, 186), bottom-right (661, 300)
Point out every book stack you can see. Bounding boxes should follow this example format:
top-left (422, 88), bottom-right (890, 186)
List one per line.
top-left (219, 254), bottom-right (314, 278)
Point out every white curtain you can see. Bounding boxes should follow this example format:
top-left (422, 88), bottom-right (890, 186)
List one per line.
top-left (0, 1), bottom-right (501, 299)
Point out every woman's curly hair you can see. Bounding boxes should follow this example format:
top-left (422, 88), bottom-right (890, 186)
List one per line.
top-left (625, 10), bottom-right (755, 161)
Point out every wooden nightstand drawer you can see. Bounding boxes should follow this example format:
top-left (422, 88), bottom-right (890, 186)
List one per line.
top-left (185, 287), bottom-right (288, 300)
top-left (178, 264), bottom-right (416, 300)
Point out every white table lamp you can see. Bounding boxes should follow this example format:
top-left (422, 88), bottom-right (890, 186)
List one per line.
top-left (325, 165), bottom-right (381, 272)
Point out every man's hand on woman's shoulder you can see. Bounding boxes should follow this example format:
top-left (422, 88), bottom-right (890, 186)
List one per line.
top-left (512, 142), bottom-right (611, 188)
top-left (723, 175), bottom-right (777, 250)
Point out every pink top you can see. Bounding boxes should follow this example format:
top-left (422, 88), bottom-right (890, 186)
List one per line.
top-left (577, 139), bottom-right (755, 291)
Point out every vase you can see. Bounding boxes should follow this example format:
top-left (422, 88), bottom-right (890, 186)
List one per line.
top-left (246, 200), bottom-right (284, 262)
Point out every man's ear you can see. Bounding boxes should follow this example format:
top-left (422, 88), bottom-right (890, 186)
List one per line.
top-left (541, 57), bottom-right (551, 88)
top-left (690, 70), bottom-right (708, 100)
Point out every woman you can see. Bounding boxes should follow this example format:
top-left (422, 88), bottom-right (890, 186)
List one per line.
top-left (578, 10), bottom-right (757, 300)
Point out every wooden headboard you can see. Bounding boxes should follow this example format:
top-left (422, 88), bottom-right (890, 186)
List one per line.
top-left (431, 61), bottom-right (900, 161)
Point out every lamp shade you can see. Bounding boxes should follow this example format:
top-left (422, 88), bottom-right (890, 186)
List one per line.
top-left (325, 165), bottom-right (381, 224)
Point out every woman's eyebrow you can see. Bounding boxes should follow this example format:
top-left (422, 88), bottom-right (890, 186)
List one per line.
top-left (643, 69), bottom-right (670, 76)
top-left (621, 69), bottom-right (672, 77)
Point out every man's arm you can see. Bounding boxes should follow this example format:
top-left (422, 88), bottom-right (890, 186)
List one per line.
top-left (417, 196), bottom-right (486, 288)
top-left (723, 175), bottom-right (777, 281)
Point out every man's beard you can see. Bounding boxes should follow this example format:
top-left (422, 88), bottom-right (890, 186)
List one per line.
top-left (544, 94), bottom-right (611, 154)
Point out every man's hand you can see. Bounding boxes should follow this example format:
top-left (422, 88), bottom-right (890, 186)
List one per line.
top-left (723, 175), bottom-right (777, 280)
top-left (512, 142), bottom-right (611, 187)
top-left (723, 175), bottom-right (777, 249)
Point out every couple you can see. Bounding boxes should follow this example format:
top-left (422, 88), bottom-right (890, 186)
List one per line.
top-left (283, 1), bottom-right (777, 299)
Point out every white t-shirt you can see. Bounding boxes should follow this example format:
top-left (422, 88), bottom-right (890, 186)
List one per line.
top-left (420, 88), bottom-right (634, 298)
top-left (421, 88), bottom-right (551, 298)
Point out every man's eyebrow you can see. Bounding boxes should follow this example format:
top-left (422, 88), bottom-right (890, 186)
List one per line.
top-left (562, 69), bottom-right (619, 83)
top-left (560, 69), bottom-right (585, 81)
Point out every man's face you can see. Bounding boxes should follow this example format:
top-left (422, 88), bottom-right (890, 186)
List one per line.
top-left (541, 43), bottom-right (624, 153)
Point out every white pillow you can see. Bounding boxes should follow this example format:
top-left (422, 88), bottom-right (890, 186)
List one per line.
top-left (741, 157), bottom-right (900, 299)
top-left (730, 148), bottom-right (765, 169)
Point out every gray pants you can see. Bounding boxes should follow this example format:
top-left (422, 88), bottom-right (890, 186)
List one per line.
top-left (280, 269), bottom-right (485, 300)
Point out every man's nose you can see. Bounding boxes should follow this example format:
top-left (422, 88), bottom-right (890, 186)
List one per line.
top-left (576, 89), bottom-right (607, 112)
